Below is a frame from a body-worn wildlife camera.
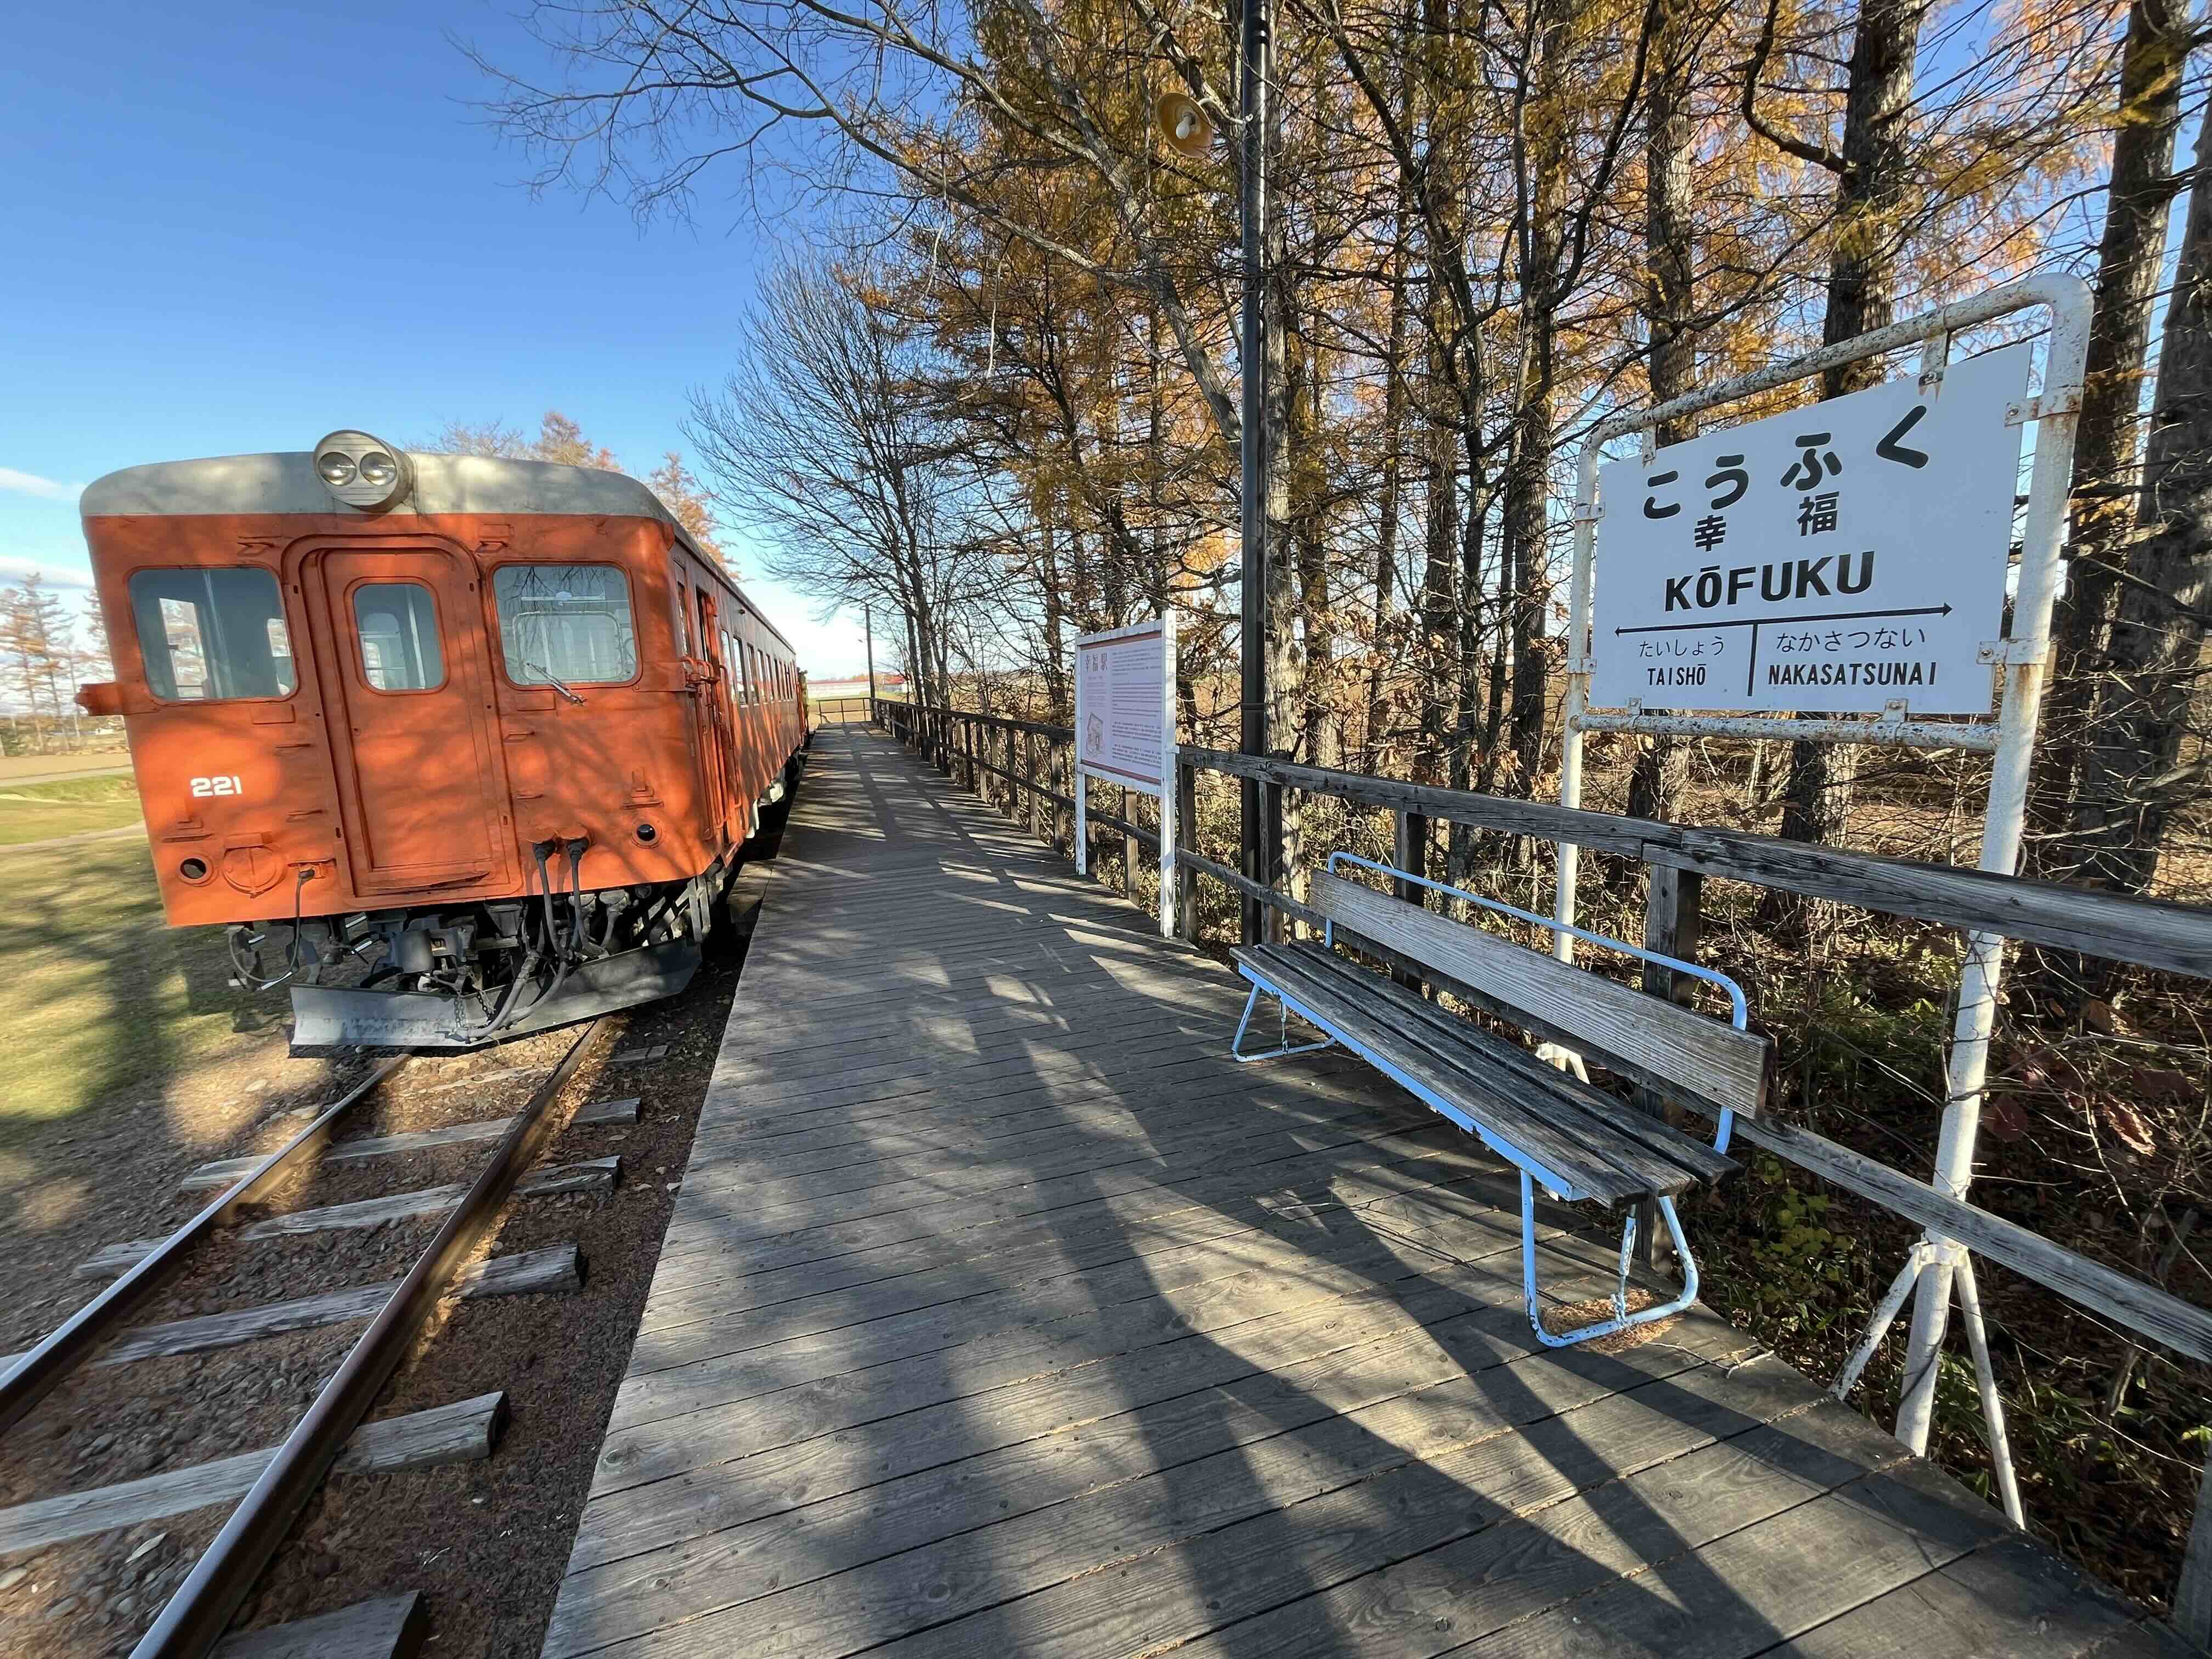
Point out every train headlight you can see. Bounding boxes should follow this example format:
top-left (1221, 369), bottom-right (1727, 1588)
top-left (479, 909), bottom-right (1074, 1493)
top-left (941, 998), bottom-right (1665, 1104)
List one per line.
top-left (312, 430), bottom-right (413, 511)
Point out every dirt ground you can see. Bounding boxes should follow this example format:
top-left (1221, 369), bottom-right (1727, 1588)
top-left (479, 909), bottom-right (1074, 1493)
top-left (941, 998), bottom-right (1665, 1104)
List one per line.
top-left (0, 808), bottom-right (785, 1658)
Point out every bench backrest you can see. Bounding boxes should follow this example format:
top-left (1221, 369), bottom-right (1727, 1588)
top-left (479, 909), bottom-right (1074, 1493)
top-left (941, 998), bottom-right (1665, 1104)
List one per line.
top-left (1309, 870), bottom-right (1768, 1120)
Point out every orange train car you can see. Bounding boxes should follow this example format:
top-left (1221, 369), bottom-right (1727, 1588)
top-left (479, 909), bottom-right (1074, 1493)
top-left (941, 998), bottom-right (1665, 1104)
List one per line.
top-left (76, 429), bottom-right (808, 1048)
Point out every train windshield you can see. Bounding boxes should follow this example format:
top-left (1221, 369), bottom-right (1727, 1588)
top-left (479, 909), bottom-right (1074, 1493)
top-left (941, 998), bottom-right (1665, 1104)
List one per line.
top-left (128, 568), bottom-right (295, 701)
top-left (493, 565), bottom-right (638, 687)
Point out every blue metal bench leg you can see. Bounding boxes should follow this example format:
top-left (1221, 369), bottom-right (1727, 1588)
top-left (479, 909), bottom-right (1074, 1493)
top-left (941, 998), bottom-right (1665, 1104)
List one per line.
top-left (1230, 983), bottom-right (1337, 1064)
top-left (1520, 1171), bottom-right (1702, 1348)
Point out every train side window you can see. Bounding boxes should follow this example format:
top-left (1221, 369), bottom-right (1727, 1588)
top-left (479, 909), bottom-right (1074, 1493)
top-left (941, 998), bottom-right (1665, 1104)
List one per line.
top-left (493, 565), bottom-right (639, 687)
top-left (127, 568), bottom-right (295, 701)
top-left (351, 583), bottom-right (445, 692)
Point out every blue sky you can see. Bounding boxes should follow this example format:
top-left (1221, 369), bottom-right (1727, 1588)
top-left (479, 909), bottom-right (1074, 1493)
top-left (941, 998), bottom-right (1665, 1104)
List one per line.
top-left (0, 1), bottom-right (873, 675)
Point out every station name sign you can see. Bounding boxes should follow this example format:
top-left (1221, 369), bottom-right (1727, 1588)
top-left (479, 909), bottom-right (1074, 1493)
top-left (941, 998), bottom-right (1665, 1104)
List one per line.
top-left (1589, 343), bottom-right (2031, 717)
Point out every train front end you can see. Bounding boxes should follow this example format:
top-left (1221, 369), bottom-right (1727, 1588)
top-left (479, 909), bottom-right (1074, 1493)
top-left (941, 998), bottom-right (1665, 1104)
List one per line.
top-left (77, 433), bottom-right (743, 1049)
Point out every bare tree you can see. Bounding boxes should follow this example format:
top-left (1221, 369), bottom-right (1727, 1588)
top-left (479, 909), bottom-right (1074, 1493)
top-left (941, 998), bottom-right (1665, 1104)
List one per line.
top-left (685, 256), bottom-right (992, 704)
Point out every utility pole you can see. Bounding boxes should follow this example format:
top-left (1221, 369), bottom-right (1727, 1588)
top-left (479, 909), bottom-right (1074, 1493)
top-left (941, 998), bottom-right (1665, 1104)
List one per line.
top-left (1237, 0), bottom-right (1272, 946)
top-left (864, 607), bottom-right (878, 705)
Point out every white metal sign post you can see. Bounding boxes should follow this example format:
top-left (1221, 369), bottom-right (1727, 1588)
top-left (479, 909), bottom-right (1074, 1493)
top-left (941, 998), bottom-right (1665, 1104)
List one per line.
top-left (1073, 616), bottom-right (1180, 939)
top-left (1554, 276), bottom-right (2091, 1493)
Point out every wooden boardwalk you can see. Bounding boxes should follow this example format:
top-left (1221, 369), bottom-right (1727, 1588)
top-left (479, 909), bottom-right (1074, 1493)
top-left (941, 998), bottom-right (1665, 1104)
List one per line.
top-left (541, 726), bottom-right (2181, 1659)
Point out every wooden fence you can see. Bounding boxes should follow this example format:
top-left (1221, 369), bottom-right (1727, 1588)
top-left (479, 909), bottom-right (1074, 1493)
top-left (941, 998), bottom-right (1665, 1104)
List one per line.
top-left (870, 693), bottom-right (2212, 1634)
top-left (809, 696), bottom-right (879, 727)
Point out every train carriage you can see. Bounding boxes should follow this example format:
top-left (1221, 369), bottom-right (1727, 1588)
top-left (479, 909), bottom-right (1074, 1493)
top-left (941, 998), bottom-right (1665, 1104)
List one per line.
top-left (76, 429), bottom-right (807, 1048)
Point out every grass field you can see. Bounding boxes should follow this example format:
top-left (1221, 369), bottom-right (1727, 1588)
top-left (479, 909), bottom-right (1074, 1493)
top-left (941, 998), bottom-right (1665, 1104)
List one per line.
top-left (0, 827), bottom-right (279, 1132)
top-left (0, 775), bottom-right (146, 847)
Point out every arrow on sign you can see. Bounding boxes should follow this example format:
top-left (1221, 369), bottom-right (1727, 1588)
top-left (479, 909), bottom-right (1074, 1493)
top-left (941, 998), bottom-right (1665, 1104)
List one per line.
top-left (1615, 603), bottom-right (1953, 637)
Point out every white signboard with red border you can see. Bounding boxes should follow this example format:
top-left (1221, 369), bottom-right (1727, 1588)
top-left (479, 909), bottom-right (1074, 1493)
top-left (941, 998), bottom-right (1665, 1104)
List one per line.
top-left (1073, 617), bottom-right (1178, 936)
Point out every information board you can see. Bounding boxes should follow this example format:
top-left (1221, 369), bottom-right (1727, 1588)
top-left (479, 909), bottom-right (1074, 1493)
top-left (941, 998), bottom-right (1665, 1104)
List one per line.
top-left (1589, 343), bottom-right (2030, 716)
top-left (1075, 620), bottom-right (1169, 791)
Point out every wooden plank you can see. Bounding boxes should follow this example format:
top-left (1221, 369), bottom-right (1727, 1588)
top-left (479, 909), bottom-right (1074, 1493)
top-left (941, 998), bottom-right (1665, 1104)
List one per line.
top-left (1250, 944), bottom-right (1736, 1186)
top-left (616, 1193), bottom-right (1541, 1420)
top-left (1181, 742), bottom-right (2212, 978)
top-left (216, 1594), bottom-right (427, 1659)
top-left (1268, 944), bottom-right (1736, 1181)
top-left (680, 1060), bottom-right (1400, 1189)
top-left (1431, 1457), bottom-right (2016, 1659)
top-left (600, 1228), bottom-right (1607, 1489)
top-left (183, 1118), bottom-right (514, 1190)
top-left (1770, 1535), bottom-right (2157, 1658)
top-left (2180, 1443), bottom-right (2212, 1649)
top-left (1157, 1401), bottom-right (1911, 1659)
top-left (176, 1093), bottom-right (642, 1195)
top-left (18, 1248), bottom-right (580, 1372)
top-left (1231, 942), bottom-right (1652, 1200)
top-left (648, 1135), bottom-right (1520, 1311)
top-left (564, 1270), bottom-right (1600, 1576)
top-left (1652, 824), bottom-right (2212, 981)
top-left (1728, 1114), bottom-right (2212, 1367)
top-left (0, 1396), bottom-right (504, 1555)
top-left (83, 1161), bottom-right (619, 1277)
top-left (1310, 869), bottom-right (1769, 1118)
top-left (661, 1107), bottom-right (1407, 1269)
top-left (639, 1147), bottom-right (1532, 1337)
top-left (567, 1349), bottom-right (1832, 1659)
top-left (679, 1074), bottom-right (1383, 1203)
top-left (651, 1110), bottom-right (1475, 1284)
top-left (541, 1280), bottom-right (1739, 1658)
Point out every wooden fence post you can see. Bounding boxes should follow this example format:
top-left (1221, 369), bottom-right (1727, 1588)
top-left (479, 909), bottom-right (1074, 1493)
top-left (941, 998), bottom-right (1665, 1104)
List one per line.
top-left (2177, 1449), bottom-right (2212, 1649)
top-left (1633, 861), bottom-right (1705, 1271)
top-left (1124, 784), bottom-right (1141, 901)
top-left (1391, 811), bottom-right (1428, 991)
top-left (1177, 758), bottom-right (1200, 944)
top-left (1028, 731), bottom-right (1044, 840)
top-left (1263, 778), bottom-right (1286, 944)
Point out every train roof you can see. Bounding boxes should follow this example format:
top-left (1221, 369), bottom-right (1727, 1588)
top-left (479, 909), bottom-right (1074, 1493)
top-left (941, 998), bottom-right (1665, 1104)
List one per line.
top-left (80, 450), bottom-right (799, 658)
top-left (81, 450), bottom-right (679, 524)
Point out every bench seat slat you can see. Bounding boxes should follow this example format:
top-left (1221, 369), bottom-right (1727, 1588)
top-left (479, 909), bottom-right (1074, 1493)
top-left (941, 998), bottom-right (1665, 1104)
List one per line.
top-left (1309, 871), bottom-right (1768, 1119)
top-left (1252, 944), bottom-right (1736, 1187)
top-left (1236, 947), bottom-right (1678, 1203)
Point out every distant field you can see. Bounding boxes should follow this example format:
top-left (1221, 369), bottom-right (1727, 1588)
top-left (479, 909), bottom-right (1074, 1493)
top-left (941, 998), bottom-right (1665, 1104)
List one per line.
top-left (0, 751), bottom-right (131, 785)
top-left (0, 775), bottom-right (145, 847)
top-left (0, 832), bottom-right (274, 1130)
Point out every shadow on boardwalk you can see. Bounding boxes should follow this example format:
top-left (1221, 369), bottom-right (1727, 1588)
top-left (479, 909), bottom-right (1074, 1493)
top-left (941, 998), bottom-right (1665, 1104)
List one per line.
top-left (534, 726), bottom-right (2170, 1659)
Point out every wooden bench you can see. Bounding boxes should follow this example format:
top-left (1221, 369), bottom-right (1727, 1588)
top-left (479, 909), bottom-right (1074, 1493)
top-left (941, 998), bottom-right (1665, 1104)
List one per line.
top-left (1230, 851), bottom-right (1770, 1347)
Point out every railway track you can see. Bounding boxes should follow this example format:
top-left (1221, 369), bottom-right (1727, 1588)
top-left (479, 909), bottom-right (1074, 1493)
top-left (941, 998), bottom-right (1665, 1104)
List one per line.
top-left (0, 1015), bottom-right (634, 1658)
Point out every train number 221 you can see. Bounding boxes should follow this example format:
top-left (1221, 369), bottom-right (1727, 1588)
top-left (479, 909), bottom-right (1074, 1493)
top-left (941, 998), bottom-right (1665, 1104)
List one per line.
top-left (190, 775), bottom-right (245, 798)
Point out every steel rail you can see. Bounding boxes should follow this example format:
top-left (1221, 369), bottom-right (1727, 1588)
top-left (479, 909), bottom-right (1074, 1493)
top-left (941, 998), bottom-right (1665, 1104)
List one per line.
top-left (131, 1015), bottom-right (609, 1659)
top-left (0, 1056), bottom-right (408, 1437)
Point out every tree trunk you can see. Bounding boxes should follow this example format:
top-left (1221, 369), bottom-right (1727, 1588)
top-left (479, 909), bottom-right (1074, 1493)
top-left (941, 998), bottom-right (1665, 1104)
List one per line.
top-left (2030, 0), bottom-right (2191, 872)
top-left (1505, 4), bottom-right (1568, 799)
top-left (1296, 328), bottom-right (1339, 769)
top-left (1629, 0), bottom-right (1697, 825)
top-left (1265, 93), bottom-right (1304, 901)
top-left (2063, 133), bottom-right (2212, 997)
top-left (1765, 0), bottom-right (1923, 935)
top-left (1366, 134), bottom-right (1414, 771)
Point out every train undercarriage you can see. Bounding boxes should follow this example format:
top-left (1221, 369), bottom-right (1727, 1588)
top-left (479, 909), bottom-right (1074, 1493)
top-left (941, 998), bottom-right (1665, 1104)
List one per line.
top-left (250, 857), bottom-right (726, 1052)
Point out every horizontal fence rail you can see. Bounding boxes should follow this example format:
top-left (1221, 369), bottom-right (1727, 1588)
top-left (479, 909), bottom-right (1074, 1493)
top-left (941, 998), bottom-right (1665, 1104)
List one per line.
top-left (1180, 744), bottom-right (2212, 979)
top-left (874, 699), bottom-right (2212, 1380)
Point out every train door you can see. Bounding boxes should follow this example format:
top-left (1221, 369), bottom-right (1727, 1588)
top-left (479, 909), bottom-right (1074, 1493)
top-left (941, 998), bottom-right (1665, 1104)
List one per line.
top-left (309, 546), bottom-right (512, 895)
top-left (693, 586), bottom-right (741, 843)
